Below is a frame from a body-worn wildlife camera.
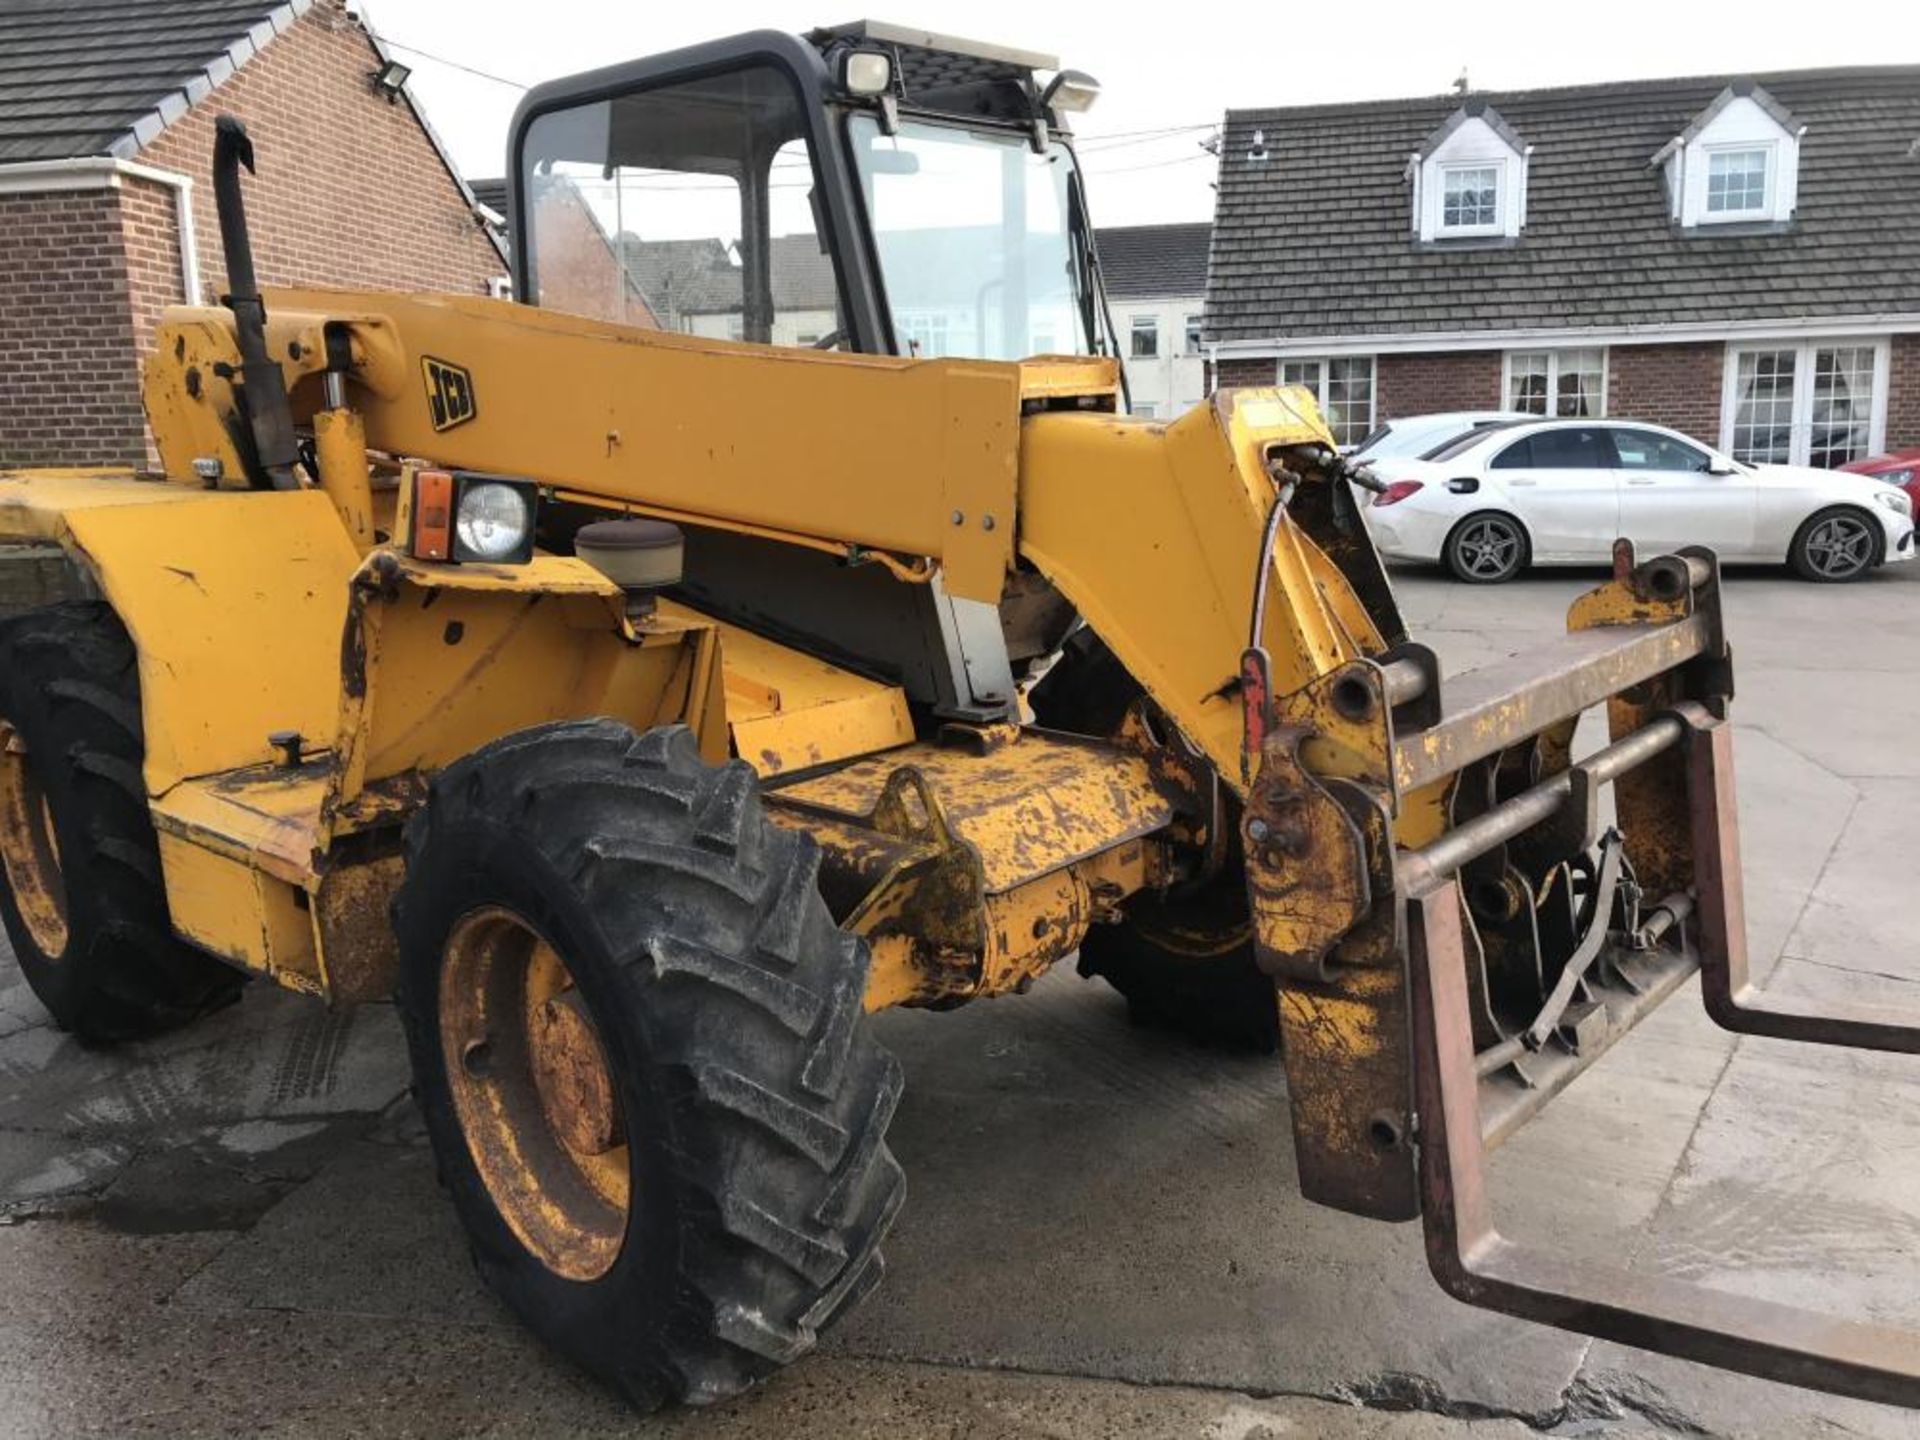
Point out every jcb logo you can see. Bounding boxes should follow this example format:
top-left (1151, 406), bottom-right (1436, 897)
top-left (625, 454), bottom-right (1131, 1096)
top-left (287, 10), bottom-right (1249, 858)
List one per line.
top-left (422, 356), bottom-right (476, 431)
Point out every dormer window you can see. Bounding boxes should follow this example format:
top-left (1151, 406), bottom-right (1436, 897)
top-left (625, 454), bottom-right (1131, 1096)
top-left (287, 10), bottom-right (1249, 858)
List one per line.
top-left (1654, 82), bottom-right (1802, 228)
top-left (1705, 145), bottom-right (1771, 217)
top-left (1408, 102), bottom-right (1528, 243)
top-left (1441, 164), bottom-right (1501, 233)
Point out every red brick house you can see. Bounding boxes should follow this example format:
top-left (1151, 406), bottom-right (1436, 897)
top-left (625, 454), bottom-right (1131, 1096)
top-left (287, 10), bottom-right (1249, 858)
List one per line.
top-left (1206, 68), bottom-right (1920, 466)
top-left (0, 0), bottom-right (506, 469)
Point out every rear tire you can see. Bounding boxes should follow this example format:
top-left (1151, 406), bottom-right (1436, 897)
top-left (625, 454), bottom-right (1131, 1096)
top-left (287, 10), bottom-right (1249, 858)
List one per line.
top-left (1443, 511), bottom-right (1529, 584)
top-left (1031, 630), bottom-right (1277, 1052)
top-left (1077, 921), bottom-right (1277, 1053)
top-left (1789, 506), bottom-right (1879, 582)
top-left (393, 719), bottom-right (903, 1411)
top-left (0, 602), bottom-right (243, 1042)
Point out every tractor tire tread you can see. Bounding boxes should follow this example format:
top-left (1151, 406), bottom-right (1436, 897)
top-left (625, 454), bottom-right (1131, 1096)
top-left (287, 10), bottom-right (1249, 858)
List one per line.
top-left (393, 718), bottom-right (901, 1412)
top-left (0, 602), bottom-right (242, 1042)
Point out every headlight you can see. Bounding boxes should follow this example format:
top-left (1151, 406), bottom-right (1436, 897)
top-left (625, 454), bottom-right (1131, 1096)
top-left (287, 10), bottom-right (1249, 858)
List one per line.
top-left (1882, 469), bottom-right (1914, 488)
top-left (1874, 487), bottom-right (1914, 518)
top-left (456, 481), bottom-right (532, 561)
top-left (408, 470), bottom-right (538, 564)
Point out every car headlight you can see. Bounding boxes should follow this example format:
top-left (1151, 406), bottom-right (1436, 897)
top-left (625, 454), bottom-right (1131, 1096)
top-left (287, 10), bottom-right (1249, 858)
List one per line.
top-left (1881, 469), bottom-right (1914, 488)
top-left (1874, 487), bottom-right (1914, 518)
top-left (407, 470), bottom-right (538, 564)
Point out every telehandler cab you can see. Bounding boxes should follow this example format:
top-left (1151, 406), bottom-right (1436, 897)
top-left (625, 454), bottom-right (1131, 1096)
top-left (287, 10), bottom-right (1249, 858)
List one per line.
top-left (1, 20), bottom-right (1916, 1413)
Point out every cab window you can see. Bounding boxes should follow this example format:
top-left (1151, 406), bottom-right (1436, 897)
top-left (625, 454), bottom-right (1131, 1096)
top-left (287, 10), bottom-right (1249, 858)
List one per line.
top-left (519, 66), bottom-right (845, 347)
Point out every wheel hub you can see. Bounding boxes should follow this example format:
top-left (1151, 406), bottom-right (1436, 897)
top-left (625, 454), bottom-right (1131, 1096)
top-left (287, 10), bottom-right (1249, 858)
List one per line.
top-left (529, 988), bottom-right (623, 1157)
top-left (1807, 516), bottom-right (1871, 578)
top-left (0, 720), bottom-right (69, 958)
top-left (439, 907), bottom-right (629, 1282)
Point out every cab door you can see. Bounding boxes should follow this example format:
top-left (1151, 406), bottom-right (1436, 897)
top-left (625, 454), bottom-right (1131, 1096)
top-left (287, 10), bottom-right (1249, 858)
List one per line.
top-left (1485, 427), bottom-right (1621, 561)
top-left (1608, 426), bottom-right (1757, 556)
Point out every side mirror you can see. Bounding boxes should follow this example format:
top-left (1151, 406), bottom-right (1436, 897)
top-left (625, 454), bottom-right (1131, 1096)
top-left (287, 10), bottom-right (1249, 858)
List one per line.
top-left (1707, 457), bottom-right (1739, 476)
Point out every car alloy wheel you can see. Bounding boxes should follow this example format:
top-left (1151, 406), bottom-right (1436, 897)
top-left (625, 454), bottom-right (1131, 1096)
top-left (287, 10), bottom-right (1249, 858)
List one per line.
top-left (1801, 512), bottom-right (1875, 580)
top-left (1450, 515), bottom-right (1525, 582)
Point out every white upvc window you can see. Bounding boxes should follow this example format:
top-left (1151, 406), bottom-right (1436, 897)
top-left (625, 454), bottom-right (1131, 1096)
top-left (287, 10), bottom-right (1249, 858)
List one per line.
top-left (1183, 313), bottom-right (1204, 354)
top-left (1279, 356), bottom-right (1376, 447)
top-left (1504, 348), bottom-right (1607, 417)
top-left (1440, 163), bottom-right (1501, 235)
top-left (1704, 143), bottom-right (1772, 221)
top-left (1131, 315), bottom-right (1160, 359)
top-left (1721, 339), bottom-right (1889, 468)
top-left (898, 311), bottom-right (951, 357)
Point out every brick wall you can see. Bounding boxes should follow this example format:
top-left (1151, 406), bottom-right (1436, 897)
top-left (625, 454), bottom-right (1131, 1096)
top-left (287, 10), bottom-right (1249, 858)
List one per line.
top-left (1886, 334), bottom-right (1920, 453)
top-left (1376, 351), bottom-right (1500, 418)
top-left (0, 189), bottom-right (145, 467)
top-left (1606, 343), bottom-right (1723, 446)
top-left (138, 0), bottom-right (503, 301)
top-left (2, 0), bottom-right (503, 471)
top-left (1212, 336), bottom-right (1920, 457)
top-left (1213, 357), bottom-right (1275, 389)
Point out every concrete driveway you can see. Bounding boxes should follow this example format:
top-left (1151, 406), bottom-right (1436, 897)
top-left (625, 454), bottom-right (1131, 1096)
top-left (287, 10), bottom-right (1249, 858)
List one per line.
top-left (1, 559), bottom-right (1916, 1438)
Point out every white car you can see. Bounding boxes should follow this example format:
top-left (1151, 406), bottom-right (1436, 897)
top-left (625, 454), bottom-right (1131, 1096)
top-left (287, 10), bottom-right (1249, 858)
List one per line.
top-left (1348, 410), bottom-right (1532, 462)
top-left (1362, 418), bottom-right (1917, 583)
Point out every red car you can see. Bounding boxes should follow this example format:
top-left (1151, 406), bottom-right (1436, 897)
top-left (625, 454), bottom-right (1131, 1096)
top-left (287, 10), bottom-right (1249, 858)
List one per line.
top-left (1841, 448), bottom-right (1920, 517)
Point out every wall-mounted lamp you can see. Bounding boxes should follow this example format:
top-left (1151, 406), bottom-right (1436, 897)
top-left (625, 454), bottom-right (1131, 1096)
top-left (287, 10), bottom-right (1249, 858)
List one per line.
top-left (372, 58), bottom-right (412, 101)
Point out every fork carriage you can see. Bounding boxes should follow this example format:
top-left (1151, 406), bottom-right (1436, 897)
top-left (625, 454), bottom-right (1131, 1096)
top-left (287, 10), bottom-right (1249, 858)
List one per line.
top-left (1244, 537), bottom-right (1920, 1405)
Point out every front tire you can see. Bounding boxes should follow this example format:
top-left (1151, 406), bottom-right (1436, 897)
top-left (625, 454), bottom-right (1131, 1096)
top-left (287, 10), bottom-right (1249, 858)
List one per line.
top-left (0, 602), bottom-right (242, 1042)
top-left (1443, 511), bottom-right (1530, 584)
top-left (1031, 631), bottom-right (1278, 1052)
top-left (1790, 506), bottom-right (1879, 582)
top-left (393, 720), bottom-right (903, 1411)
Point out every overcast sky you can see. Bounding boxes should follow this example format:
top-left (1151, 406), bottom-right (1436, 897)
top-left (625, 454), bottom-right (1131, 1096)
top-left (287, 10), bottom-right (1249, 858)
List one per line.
top-left (357, 0), bottom-right (1918, 229)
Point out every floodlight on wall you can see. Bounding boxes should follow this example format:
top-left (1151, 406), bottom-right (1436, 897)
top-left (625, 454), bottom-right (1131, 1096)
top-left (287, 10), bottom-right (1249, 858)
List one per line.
top-left (372, 58), bottom-right (412, 101)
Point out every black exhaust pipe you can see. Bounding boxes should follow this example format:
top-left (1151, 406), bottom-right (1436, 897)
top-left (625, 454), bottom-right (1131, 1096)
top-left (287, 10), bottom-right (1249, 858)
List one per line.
top-left (211, 115), bottom-right (300, 492)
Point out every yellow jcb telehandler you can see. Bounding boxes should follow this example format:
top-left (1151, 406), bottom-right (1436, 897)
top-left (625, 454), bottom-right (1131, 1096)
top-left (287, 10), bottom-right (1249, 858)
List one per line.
top-left (1, 21), bottom-right (1915, 1412)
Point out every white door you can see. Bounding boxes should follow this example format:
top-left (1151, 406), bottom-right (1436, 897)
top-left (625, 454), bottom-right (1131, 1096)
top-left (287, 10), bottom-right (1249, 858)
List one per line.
top-left (1609, 426), bottom-right (1756, 556)
top-left (1485, 427), bottom-right (1621, 560)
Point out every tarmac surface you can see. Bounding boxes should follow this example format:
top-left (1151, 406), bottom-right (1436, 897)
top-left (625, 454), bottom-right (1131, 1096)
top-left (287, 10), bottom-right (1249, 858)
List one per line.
top-left (2, 558), bottom-right (1917, 1438)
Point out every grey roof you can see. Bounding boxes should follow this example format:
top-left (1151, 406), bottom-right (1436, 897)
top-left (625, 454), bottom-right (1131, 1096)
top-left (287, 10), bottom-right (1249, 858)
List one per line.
top-left (619, 233), bottom-right (841, 317)
top-left (0, 0), bottom-right (307, 162)
top-left (1097, 222), bottom-right (1212, 299)
top-left (1207, 66), bottom-right (1920, 344)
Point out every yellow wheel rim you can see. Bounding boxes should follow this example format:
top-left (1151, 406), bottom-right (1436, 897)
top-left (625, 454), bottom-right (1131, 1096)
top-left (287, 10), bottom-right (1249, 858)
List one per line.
top-left (440, 907), bottom-right (630, 1282)
top-left (0, 720), bottom-right (69, 959)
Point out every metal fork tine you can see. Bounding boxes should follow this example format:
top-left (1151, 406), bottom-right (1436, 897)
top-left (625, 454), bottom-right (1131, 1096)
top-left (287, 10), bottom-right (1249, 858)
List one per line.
top-left (1409, 882), bottom-right (1920, 1410)
top-left (1684, 706), bottom-right (1920, 1054)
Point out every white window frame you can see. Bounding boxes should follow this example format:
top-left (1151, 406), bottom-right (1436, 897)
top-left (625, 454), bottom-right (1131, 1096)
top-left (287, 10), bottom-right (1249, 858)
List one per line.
top-left (1130, 314), bottom-right (1160, 359)
top-left (1501, 348), bottom-right (1609, 418)
top-left (1276, 355), bottom-right (1377, 447)
top-left (1719, 338), bottom-right (1890, 467)
top-left (1438, 161), bottom-right (1503, 237)
top-left (1702, 141), bottom-right (1774, 224)
top-left (1183, 312), bottom-right (1205, 355)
